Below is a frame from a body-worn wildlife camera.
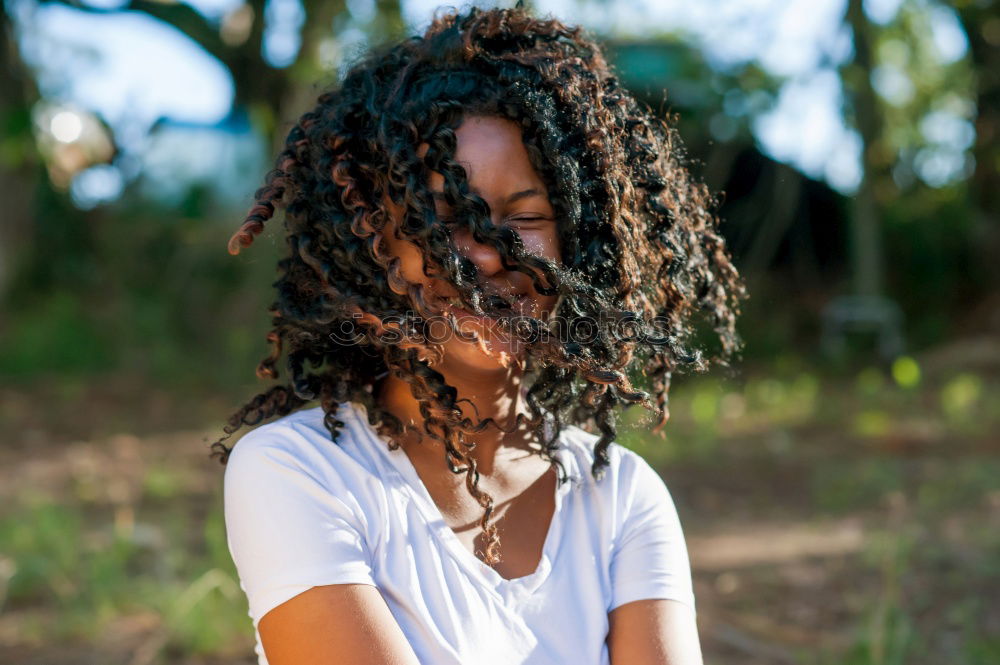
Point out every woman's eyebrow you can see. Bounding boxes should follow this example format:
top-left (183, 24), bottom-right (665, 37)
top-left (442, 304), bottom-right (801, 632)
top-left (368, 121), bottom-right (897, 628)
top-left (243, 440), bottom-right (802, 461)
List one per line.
top-left (504, 188), bottom-right (546, 204)
top-left (429, 188), bottom-right (546, 204)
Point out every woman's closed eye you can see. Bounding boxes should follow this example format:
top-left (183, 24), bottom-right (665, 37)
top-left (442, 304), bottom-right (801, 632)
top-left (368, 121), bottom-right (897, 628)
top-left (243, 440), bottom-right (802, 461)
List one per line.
top-left (506, 215), bottom-right (552, 226)
top-left (436, 217), bottom-right (553, 232)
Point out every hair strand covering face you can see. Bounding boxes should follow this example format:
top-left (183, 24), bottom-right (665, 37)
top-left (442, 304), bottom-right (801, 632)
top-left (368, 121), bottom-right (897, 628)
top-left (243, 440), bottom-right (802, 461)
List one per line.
top-left (212, 6), bottom-right (747, 566)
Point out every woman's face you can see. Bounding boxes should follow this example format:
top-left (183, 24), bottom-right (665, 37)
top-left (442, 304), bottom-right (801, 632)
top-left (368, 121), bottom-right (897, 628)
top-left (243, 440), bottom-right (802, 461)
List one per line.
top-left (381, 114), bottom-right (561, 372)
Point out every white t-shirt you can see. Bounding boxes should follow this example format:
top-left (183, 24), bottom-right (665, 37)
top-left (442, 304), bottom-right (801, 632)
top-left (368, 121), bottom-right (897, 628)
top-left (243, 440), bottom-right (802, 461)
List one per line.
top-left (223, 400), bottom-right (695, 665)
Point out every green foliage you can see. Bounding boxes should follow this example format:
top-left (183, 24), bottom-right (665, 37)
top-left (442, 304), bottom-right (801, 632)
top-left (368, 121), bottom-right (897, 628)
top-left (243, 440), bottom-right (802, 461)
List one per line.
top-left (0, 105), bottom-right (36, 168)
top-left (0, 291), bottom-right (112, 375)
top-left (0, 189), bottom-right (279, 391)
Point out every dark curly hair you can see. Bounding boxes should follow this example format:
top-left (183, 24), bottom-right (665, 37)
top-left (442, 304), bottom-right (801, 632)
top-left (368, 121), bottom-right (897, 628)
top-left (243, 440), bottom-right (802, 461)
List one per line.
top-left (211, 4), bottom-right (747, 565)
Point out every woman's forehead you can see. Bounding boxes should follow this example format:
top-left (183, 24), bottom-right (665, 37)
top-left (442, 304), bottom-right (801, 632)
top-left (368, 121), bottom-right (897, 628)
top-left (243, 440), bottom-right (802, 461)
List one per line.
top-left (417, 116), bottom-right (549, 198)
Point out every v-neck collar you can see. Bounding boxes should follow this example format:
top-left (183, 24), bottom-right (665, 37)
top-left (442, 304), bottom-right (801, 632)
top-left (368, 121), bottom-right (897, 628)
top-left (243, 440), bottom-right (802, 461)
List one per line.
top-left (341, 400), bottom-right (573, 600)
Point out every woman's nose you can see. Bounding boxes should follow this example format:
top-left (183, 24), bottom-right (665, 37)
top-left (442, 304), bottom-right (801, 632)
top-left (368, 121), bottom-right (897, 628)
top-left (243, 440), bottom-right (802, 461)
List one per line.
top-left (452, 226), bottom-right (505, 278)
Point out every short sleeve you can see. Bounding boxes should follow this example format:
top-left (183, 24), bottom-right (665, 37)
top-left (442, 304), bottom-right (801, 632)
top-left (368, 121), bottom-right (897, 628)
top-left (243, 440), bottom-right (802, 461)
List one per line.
top-left (223, 425), bottom-right (377, 628)
top-left (608, 450), bottom-right (696, 613)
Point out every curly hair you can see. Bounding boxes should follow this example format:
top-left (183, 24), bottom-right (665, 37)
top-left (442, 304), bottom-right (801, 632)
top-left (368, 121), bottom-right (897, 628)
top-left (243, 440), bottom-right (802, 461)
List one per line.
top-left (212, 5), bottom-right (747, 565)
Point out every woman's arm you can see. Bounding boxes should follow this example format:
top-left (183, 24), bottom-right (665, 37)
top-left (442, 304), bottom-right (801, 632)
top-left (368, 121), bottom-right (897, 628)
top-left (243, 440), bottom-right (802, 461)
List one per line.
top-left (607, 598), bottom-right (704, 665)
top-left (258, 583), bottom-right (422, 665)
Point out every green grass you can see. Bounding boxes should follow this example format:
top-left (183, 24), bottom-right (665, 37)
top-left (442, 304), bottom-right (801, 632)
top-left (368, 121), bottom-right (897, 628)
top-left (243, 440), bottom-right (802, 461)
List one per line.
top-left (0, 488), bottom-right (251, 660)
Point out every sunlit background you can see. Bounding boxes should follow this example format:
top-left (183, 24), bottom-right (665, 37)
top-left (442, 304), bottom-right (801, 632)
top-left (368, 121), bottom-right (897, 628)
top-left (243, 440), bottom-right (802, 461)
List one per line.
top-left (1, 0), bottom-right (998, 663)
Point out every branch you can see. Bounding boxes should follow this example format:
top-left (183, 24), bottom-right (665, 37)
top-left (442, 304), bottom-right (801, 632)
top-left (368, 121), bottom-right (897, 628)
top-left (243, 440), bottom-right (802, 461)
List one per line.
top-left (39, 0), bottom-right (234, 69)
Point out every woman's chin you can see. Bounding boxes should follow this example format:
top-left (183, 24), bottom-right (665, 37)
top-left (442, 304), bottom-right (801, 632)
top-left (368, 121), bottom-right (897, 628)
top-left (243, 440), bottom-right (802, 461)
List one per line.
top-left (424, 301), bottom-right (548, 372)
top-left (433, 329), bottom-right (527, 373)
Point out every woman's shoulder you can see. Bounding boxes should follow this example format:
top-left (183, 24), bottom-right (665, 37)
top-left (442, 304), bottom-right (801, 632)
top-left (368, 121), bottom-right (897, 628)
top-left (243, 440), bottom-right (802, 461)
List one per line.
top-left (555, 423), bottom-right (661, 490)
top-left (227, 404), bottom-right (340, 464)
top-left (555, 423), bottom-right (680, 551)
top-left (223, 402), bottom-right (390, 504)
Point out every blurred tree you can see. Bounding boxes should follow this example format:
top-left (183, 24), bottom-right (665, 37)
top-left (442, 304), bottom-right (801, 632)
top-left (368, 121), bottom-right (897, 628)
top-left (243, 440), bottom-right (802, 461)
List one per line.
top-left (0, 5), bottom-right (41, 295)
top-left (817, 0), bottom-right (906, 362)
top-left (821, 0), bottom-right (989, 357)
top-left (954, 0), bottom-right (1000, 282)
top-left (843, 0), bottom-right (885, 300)
top-left (605, 38), bottom-right (848, 287)
top-left (1, 0), bottom-right (406, 303)
top-left (606, 0), bottom-right (987, 358)
top-left (2, 0), bottom-right (994, 380)
top-left (39, 0), bottom-right (405, 149)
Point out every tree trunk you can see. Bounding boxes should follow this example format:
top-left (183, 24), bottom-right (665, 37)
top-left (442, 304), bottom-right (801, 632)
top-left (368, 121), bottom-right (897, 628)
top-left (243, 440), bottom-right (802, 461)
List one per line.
top-left (844, 0), bottom-right (885, 298)
top-left (0, 6), bottom-right (41, 301)
top-left (956, 1), bottom-right (1000, 284)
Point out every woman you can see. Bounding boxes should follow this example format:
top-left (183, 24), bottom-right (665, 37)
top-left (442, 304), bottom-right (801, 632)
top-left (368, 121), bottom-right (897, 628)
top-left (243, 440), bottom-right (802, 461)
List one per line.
top-left (214, 5), bottom-right (746, 665)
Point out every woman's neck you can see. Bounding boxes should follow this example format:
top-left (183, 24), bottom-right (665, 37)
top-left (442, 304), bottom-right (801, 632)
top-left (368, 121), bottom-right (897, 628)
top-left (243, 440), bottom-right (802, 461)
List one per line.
top-left (374, 360), bottom-right (539, 477)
